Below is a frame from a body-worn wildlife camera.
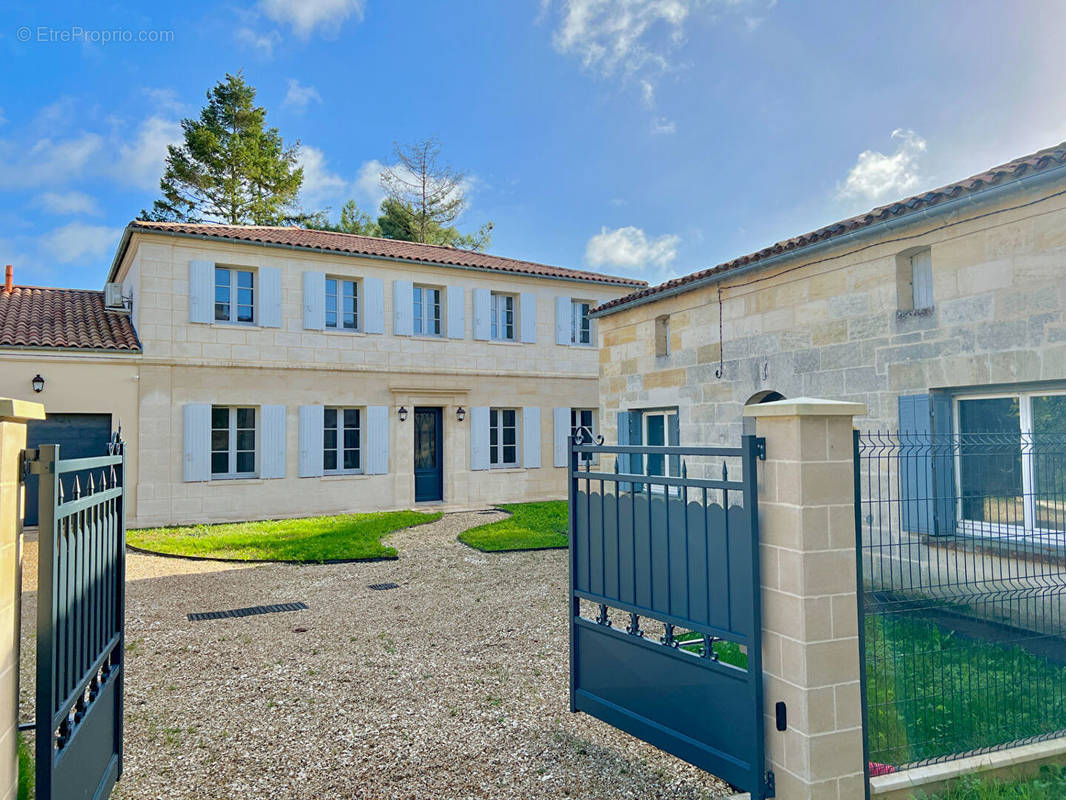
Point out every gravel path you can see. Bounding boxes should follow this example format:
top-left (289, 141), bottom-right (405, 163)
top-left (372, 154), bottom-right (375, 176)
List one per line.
top-left (19, 512), bottom-right (732, 800)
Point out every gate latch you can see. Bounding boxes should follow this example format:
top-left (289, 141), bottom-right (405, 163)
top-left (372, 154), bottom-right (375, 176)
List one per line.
top-left (754, 437), bottom-right (767, 461)
top-left (763, 770), bottom-right (775, 798)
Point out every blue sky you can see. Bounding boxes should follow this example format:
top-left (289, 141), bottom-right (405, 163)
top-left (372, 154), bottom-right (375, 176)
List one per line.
top-left (2, 0), bottom-right (1066, 289)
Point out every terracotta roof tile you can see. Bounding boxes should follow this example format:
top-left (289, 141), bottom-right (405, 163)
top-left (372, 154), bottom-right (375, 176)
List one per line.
top-left (594, 140), bottom-right (1066, 315)
top-left (124, 221), bottom-right (647, 288)
top-left (0, 287), bottom-right (141, 351)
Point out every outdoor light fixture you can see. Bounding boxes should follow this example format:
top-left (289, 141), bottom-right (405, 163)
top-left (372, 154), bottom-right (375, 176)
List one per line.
top-left (456, 406), bottom-right (466, 422)
top-left (31, 374), bottom-right (44, 393)
top-left (398, 406), bottom-right (408, 422)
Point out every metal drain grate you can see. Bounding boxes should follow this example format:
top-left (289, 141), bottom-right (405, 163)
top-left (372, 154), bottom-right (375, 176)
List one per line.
top-left (188, 602), bottom-right (308, 621)
top-left (368, 582), bottom-right (399, 591)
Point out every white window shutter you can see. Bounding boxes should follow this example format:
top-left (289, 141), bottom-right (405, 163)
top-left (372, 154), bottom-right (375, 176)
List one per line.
top-left (259, 267), bottom-right (282, 328)
top-left (364, 276), bottom-right (384, 334)
top-left (470, 406), bottom-right (489, 470)
top-left (182, 404), bottom-right (211, 482)
top-left (523, 407), bottom-right (541, 468)
top-left (366, 406), bottom-right (389, 474)
top-left (393, 280), bottom-right (414, 336)
top-left (472, 289), bottom-right (491, 340)
top-left (298, 405), bottom-right (324, 478)
top-left (446, 286), bottom-right (465, 339)
top-left (520, 292), bottom-right (537, 343)
top-left (555, 296), bottom-right (571, 345)
top-left (189, 261), bottom-right (214, 324)
top-left (553, 407), bottom-right (570, 467)
top-left (302, 271), bottom-right (325, 330)
top-left (260, 405), bottom-right (286, 478)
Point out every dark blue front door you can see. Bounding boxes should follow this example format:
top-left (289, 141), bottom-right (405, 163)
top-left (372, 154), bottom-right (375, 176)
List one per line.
top-left (414, 407), bottom-right (443, 502)
top-left (24, 413), bottom-right (112, 525)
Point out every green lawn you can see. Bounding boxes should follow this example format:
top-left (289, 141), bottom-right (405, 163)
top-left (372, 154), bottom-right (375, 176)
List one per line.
top-left (458, 501), bottom-right (568, 551)
top-left (865, 612), bottom-right (1066, 767)
top-left (127, 510), bottom-right (442, 562)
top-left (920, 765), bottom-right (1066, 799)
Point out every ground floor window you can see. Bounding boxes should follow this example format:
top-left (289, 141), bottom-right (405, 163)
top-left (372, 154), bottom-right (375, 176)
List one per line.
top-left (642, 408), bottom-right (678, 478)
top-left (956, 391), bottom-right (1066, 533)
top-left (324, 407), bottom-right (362, 473)
top-left (211, 406), bottom-right (256, 478)
top-left (571, 408), bottom-right (596, 463)
top-left (489, 408), bottom-right (518, 466)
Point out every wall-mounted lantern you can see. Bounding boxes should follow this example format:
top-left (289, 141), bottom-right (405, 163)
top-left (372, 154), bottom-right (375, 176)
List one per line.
top-left (31, 374), bottom-right (45, 393)
top-left (456, 406), bottom-right (466, 423)
top-left (398, 406), bottom-right (408, 423)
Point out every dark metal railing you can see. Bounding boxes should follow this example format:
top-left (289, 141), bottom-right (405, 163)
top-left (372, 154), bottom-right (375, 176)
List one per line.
top-left (855, 429), bottom-right (1066, 772)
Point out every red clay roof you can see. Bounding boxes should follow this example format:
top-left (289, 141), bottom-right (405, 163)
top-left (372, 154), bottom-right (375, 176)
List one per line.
top-left (0, 286), bottom-right (141, 351)
top-left (594, 139), bottom-right (1066, 315)
top-left (122, 221), bottom-right (647, 288)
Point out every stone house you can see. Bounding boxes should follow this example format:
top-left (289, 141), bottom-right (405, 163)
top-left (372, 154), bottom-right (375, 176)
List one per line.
top-left (591, 140), bottom-right (1066, 538)
top-left (0, 223), bottom-right (642, 527)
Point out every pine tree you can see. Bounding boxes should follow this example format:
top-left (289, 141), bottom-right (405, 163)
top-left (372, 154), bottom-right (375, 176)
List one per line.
top-left (141, 73), bottom-right (303, 225)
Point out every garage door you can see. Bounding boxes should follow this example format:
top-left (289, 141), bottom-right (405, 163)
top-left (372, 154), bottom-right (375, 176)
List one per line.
top-left (24, 413), bottom-right (113, 526)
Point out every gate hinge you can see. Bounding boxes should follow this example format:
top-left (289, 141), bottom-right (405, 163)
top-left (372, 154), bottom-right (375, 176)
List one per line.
top-left (754, 437), bottom-right (767, 461)
top-left (763, 770), bottom-right (775, 798)
top-left (18, 449), bottom-right (37, 483)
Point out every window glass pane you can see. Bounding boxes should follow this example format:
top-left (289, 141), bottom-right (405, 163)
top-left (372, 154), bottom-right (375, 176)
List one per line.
top-left (324, 408), bottom-right (337, 428)
top-left (237, 408), bottom-right (255, 429)
top-left (211, 453), bottom-right (228, 474)
top-left (503, 425), bottom-right (516, 446)
top-left (646, 413), bottom-right (666, 476)
top-left (215, 268), bottom-right (230, 285)
top-left (343, 449), bottom-right (359, 470)
top-left (414, 316), bottom-right (423, 335)
top-left (324, 450), bottom-right (337, 471)
top-left (503, 445), bottom-right (516, 464)
top-left (1032, 395), bottom-right (1066, 530)
top-left (414, 411), bottom-right (436, 469)
top-left (343, 428), bottom-right (359, 450)
top-left (236, 452), bottom-right (255, 473)
top-left (237, 304), bottom-right (253, 323)
top-left (212, 406), bottom-right (229, 427)
top-left (237, 270), bottom-right (253, 288)
top-left (958, 397), bottom-right (1022, 525)
top-left (236, 429), bottom-right (255, 451)
top-left (215, 300), bottom-right (230, 321)
top-left (503, 409), bottom-right (515, 427)
top-left (211, 430), bottom-right (229, 451)
top-left (324, 429), bottom-right (337, 450)
top-left (344, 409), bottom-right (359, 428)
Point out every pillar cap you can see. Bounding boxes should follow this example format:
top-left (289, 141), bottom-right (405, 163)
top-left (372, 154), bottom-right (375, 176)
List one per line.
top-left (743, 396), bottom-right (867, 418)
top-left (0, 397), bottom-right (45, 422)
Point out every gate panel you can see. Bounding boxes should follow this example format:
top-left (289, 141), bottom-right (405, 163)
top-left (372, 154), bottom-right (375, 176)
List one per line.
top-left (31, 436), bottom-right (125, 800)
top-left (569, 435), bottom-right (771, 799)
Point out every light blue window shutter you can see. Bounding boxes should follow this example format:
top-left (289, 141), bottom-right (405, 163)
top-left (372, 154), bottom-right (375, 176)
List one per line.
top-left (302, 271), bottom-right (325, 330)
top-left (898, 394), bottom-right (933, 534)
top-left (189, 261), bottom-right (214, 324)
top-left (182, 403), bottom-right (211, 482)
top-left (931, 392), bottom-right (956, 536)
top-left (259, 267), bottom-right (282, 328)
top-left (298, 405), bottom-right (324, 478)
top-left (393, 280), bottom-right (414, 336)
top-left (555, 296), bottom-right (571, 345)
top-left (472, 289), bottom-right (491, 340)
top-left (553, 407), bottom-right (570, 467)
top-left (261, 405), bottom-right (286, 478)
top-left (616, 410), bottom-right (631, 491)
top-left (523, 407), bottom-right (541, 468)
top-left (446, 286), bottom-right (465, 339)
top-left (668, 410), bottom-right (681, 479)
top-left (520, 292), bottom-right (537, 343)
top-left (366, 406), bottom-right (389, 474)
top-left (470, 406), bottom-right (489, 470)
top-left (364, 277), bottom-right (385, 334)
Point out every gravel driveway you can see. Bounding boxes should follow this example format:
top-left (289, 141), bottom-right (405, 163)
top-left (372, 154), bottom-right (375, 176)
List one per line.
top-left (20, 512), bottom-right (731, 800)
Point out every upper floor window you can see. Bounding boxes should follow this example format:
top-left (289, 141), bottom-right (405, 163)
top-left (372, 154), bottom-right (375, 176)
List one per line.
top-left (215, 268), bottom-right (254, 324)
top-left (326, 277), bottom-right (359, 330)
top-left (211, 406), bottom-right (256, 478)
top-left (324, 407), bottom-right (362, 473)
top-left (413, 286), bottom-right (442, 336)
top-left (491, 292), bottom-right (516, 341)
top-left (571, 301), bottom-right (592, 345)
top-left (655, 315), bottom-right (671, 357)
top-left (489, 408), bottom-right (518, 466)
top-left (897, 248), bottom-right (933, 313)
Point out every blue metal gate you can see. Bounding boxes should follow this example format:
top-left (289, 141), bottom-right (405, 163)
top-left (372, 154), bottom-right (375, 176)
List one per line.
top-left (568, 434), bottom-right (772, 799)
top-left (27, 433), bottom-right (125, 800)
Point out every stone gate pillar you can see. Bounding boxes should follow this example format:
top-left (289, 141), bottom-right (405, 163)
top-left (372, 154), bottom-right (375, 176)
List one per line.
top-left (743, 397), bottom-right (866, 800)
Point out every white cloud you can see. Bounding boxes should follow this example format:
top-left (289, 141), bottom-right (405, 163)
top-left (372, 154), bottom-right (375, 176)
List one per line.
top-left (40, 223), bottom-right (121, 264)
top-left (651, 116), bottom-right (676, 134)
top-left (35, 191), bottom-right (100, 216)
top-left (260, 0), bottom-right (365, 37)
top-left (141, 88), bottom-right (187, 116)
top-left (0, 133), bottom-right (104, 189)
top-left (236, 27), bottom-right (282, 56)
top-left (586, 225), bottom-right (680, 273)
top-left (838, 129), bottom-right (928, 203)
top-left (299, 146), bottom-right (351, 208)
top-left (115, 116), bottom-right (182, 191)
top-left (284, 79), bottom-right (322, 112)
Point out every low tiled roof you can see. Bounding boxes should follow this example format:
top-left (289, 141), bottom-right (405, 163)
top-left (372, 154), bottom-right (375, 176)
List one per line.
top-left (0, 287), bottom-right (141, 351)
top-left (121, 221), bottom-right (647, 288)
top-left (594, 139), bottom-right (1066, 315)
